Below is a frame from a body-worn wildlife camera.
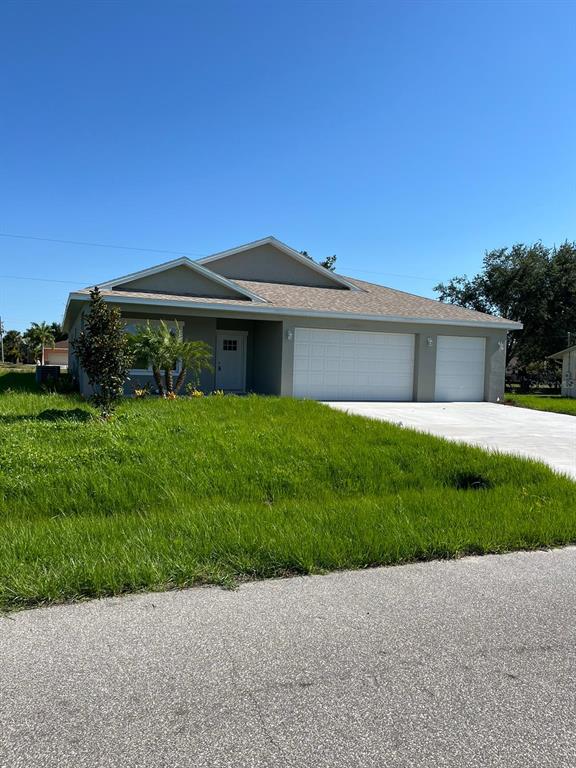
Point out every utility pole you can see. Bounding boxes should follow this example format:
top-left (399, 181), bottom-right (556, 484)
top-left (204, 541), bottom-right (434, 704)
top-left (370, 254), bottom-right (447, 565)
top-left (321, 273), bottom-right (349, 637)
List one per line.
top-left (0, 315), bottom-right (4, 364)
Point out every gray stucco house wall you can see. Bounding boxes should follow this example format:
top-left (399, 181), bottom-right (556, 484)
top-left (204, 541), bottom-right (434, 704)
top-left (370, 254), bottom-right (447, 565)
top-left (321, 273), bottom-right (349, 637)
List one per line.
top-left (63, 237), bottom-right (520, 403)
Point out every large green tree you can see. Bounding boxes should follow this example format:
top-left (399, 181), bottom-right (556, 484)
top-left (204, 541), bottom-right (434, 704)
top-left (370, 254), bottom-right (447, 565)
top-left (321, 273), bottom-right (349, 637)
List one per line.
top-left (435, 242), bottom-right (576, 368)
top-left (50, 322), bottom-right (68, 342)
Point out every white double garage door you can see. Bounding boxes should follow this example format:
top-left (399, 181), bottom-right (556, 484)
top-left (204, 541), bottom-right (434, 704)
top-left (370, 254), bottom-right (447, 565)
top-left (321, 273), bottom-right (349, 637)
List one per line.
top-left (293, 328), bottom-right (486, 402)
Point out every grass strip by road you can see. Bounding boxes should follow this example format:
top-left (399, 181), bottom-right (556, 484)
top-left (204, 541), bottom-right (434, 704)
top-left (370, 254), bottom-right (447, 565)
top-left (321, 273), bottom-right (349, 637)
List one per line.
top-left (504, 393), bottom-right (576, 416)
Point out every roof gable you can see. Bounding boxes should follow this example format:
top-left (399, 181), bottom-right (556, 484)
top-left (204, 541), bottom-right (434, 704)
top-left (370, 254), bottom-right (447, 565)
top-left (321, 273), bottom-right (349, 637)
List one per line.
top-left (197, 237), bottom-right (359, 290)
top-left (98, 257), bottom-right (265, 302)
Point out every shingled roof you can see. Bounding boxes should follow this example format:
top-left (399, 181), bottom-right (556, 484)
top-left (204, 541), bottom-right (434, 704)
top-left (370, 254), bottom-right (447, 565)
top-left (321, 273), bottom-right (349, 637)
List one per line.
top-left (69, 273), bottom-right (519, 329)
top-left (235, 276), bottom-right (515, 326)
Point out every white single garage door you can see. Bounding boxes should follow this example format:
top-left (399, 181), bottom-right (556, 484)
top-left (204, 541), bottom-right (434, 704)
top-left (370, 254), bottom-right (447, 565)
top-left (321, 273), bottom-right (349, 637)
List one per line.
top-left (293, 328), bottom-right (415, 401)
top-left (435, 336), bottom-right (486, 402)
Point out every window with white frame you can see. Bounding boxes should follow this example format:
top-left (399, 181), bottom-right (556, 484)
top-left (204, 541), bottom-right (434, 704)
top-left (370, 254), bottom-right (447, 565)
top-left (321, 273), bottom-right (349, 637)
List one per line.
top-left (124, 318), bottom-right (183, 375)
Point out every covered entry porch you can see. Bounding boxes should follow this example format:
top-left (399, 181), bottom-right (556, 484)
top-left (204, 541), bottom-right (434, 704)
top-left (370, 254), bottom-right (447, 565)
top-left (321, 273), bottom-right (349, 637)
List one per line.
top-left (123, 312), bottom-right (284, 396)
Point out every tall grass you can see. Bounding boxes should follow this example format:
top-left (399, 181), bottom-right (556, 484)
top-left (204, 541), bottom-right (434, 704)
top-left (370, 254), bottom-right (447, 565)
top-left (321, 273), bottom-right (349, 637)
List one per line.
top-left (1, 384), bottom-right (575, 611)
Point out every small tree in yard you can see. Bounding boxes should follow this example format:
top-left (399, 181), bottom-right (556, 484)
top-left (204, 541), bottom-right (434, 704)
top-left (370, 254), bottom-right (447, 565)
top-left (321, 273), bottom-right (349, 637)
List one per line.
top-left (71, 287), bottom-right (133, 417)
top-left (129, 320), bottom-right (212, 396)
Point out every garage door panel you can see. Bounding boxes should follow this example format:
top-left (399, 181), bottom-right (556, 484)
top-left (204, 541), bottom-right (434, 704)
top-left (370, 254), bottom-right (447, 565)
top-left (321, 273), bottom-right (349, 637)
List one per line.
top-left (437, 352), bottom-right (484, 366)
top-left (293, 355), bottom-right (309, 370)
top-left (293, 328), bottom-right (415, 401)
top-left (435, 336), bottom-right (485, 402)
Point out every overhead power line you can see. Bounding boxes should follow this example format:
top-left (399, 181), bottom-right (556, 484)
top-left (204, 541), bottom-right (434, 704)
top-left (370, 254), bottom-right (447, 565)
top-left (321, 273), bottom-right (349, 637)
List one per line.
top-left (0, 231), bottom-right (440, 283)
top-left (351, 269), bottom-right (436, 281)
top-left (0, 232), bottom-right (207, 258)
top-left (0, 274), bottom-right (88, 285)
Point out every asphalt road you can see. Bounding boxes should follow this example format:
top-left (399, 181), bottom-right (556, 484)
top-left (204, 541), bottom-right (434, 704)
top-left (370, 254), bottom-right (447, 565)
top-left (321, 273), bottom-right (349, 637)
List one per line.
top-left (1, 548), bottom-right (576, 768)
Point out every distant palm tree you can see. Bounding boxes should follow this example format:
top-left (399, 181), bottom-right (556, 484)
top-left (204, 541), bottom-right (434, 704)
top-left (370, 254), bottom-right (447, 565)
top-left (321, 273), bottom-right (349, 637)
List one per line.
top-left (3, 330), bottom-right (23, 363)
top-left (25, 322), bottom-right (55, 364)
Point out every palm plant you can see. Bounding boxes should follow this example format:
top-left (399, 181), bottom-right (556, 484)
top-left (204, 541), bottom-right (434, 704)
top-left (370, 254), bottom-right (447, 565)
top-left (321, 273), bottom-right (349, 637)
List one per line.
top-left (128, 321), bottom-right (171, 395)
top-left (173, 337), bottom-right (214, 394)
top-left (128, 320), bottom-right (212, 396)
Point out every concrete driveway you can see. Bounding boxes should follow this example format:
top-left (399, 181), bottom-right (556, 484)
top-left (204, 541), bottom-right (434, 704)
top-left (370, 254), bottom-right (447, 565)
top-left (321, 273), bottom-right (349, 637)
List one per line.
top-left (1, 548), bottom-right (576, 767)
top-left (326, 402), bottom-right (576, 479)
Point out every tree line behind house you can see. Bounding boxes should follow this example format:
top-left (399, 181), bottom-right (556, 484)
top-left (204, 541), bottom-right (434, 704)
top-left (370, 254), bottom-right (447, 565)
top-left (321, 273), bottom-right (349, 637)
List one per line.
top-left (0, 321), bottom-right (67, 364)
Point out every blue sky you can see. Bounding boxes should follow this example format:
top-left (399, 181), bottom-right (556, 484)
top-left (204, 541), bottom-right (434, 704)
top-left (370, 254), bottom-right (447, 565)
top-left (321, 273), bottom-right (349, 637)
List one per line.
top-left (1, 0), bottom-right (575, 332)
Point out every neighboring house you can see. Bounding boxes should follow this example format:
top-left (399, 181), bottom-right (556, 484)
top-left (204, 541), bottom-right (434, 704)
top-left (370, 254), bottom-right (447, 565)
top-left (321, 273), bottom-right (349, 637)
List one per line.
top-left (43, 340), bottom-right (69, 368)
top-left (549, 344), bottom-right (576, 398)
top-left (63, 236), bottom-right (521, 402)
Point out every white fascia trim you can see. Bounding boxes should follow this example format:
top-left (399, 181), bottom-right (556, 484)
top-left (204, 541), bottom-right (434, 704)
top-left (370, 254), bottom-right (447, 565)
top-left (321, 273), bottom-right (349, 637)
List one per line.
top-left (197, 236), bottom-right (361, 292)
top-left (549, 344), bottom-right (576, 359)
top-left (62, 296), bottom-right (71, 327)
top-left (95, 256), bottom-right (267, 303)
top-left (62, 294), bottom-right (76, 332)
top-left (66, 292), bottom-right (523, 330)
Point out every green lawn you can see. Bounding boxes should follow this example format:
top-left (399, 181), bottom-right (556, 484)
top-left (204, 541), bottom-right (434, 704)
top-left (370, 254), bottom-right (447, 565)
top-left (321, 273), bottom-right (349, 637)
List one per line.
top-left (1, 370), bottom-right (575, 612)
top-left (504, 393), bottom-right (576, 416)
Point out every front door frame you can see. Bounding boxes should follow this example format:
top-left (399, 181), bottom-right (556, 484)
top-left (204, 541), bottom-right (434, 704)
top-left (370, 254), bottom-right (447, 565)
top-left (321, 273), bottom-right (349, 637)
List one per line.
top-left (215, 330), bottom-right (248, 393)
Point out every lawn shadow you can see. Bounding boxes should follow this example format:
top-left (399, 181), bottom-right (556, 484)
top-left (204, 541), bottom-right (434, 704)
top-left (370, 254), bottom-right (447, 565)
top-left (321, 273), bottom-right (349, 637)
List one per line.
top-left (0, 408), bottom-right (93, 424)
top-left (37, 408), bottom-right (92, 423)
top-left (0, 372), bottom-right (40, 393)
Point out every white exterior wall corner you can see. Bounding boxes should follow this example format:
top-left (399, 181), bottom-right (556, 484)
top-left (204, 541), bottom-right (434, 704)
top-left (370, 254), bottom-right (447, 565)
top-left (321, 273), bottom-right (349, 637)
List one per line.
top-left (561, 350), bottom-right (576, 397)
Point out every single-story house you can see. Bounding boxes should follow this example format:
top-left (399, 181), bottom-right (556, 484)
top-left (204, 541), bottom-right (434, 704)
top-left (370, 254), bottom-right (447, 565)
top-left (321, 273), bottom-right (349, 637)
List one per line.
top-left (42, 340), bottom-right (69, 368)
top-left (549, 344), bottom-right (576, 398)
top-left (63, 236), bottom-right (522, 402)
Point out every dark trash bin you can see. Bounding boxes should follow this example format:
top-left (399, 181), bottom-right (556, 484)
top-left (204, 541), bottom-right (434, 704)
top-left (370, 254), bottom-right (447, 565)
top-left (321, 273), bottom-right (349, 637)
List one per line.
top-left (35, 365), bottom-right (61, 384)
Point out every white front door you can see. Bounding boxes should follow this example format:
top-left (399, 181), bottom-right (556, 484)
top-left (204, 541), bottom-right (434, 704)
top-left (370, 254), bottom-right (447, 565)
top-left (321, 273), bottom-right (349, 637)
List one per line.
top-left (215, 332), bottom-right (247, 392)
